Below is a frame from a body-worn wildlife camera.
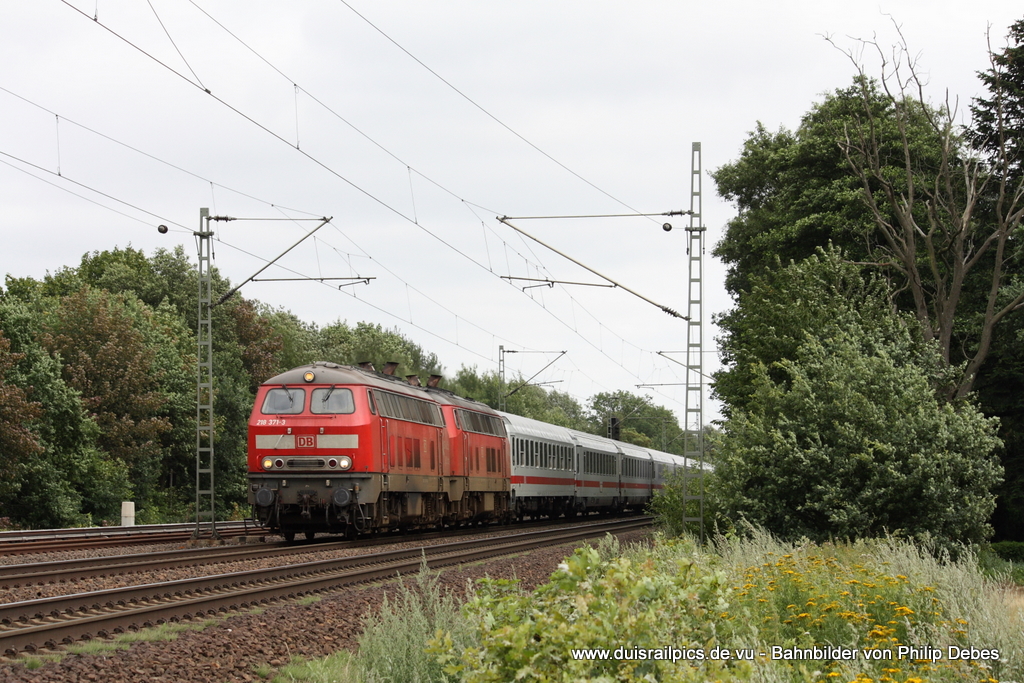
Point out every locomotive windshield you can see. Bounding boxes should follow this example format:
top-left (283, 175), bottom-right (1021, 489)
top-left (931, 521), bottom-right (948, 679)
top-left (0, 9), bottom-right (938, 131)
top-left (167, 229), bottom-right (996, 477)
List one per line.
top-left (310, 387), bottom-right (356, 414)
top-left (261, 387), bottom-right (305, 414)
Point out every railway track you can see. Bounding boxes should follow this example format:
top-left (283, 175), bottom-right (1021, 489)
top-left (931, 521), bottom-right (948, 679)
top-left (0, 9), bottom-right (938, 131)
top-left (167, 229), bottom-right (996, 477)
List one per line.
top-left (0, 516), bottom-right (602, 589)
top-left (0, 521), bottom-right (254, 556)
top-left (0, 515), bottom-right (607, 587)
top-left (0, 516), bottom-right (650, 655)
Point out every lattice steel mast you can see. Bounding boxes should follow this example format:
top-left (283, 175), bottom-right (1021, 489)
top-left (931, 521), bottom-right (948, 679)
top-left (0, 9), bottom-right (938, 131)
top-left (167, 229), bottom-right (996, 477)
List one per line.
top-left (191, 209), bottom-right (334, 541)
top-left (194, 208), bottom-right (219, 540)
top-left (682, 142), bottom-right (706, 541)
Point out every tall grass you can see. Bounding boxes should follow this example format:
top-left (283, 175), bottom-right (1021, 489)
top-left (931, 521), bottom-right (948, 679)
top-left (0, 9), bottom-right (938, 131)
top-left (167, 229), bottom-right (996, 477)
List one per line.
top-left (690, 529), bottom-right (1024, 682)
top-left (282, 531), bottom-right (1022, 682)
top-left (352, 557), bottom-right (476, 683)
top-left (427, 530), bottom-right (1024, 682)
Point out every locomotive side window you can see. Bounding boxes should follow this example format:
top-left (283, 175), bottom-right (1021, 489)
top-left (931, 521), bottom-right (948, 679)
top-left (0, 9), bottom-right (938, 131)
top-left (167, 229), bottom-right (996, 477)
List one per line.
top-left (454, 409), bottom-right (507, 437)
top-left (373, 390), bottom-right (443, 427)
top-left (310, 387), bottom-right (356, 414)
top-left (261, 388), bottom-right (305, 414)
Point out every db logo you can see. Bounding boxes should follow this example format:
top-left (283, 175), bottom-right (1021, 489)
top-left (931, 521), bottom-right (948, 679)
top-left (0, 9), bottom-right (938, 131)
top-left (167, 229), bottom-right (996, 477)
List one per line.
top-left (297, 435), bottom-right (315, 448)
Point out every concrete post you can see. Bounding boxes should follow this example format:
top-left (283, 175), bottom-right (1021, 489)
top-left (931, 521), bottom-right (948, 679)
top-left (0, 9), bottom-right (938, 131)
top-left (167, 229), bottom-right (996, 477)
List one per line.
top-left (121, 501), bottom-right (136, 526)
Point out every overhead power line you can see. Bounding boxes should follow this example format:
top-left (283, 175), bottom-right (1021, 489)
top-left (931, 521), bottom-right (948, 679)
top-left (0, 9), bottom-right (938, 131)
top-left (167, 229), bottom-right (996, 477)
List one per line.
top-left (497, 216), bottom-right (687, 319)
top-left (336, 0), bottom-right (659, 221)
top-left (51, 2), bottom-right (693, 404)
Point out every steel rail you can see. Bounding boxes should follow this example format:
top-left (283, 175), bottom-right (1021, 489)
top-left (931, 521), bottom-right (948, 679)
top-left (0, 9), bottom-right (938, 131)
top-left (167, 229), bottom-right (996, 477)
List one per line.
top-left (0, 521), bottom-right (254, 556)
top-left (0, 515), bottom-right (615, 585)
top-left (0, 517), bottom-right (650, 655)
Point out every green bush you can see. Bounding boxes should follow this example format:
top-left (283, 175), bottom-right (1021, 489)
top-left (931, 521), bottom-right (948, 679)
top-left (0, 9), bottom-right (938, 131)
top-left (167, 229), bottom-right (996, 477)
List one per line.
top-left (430, 531), bottom-right (1024, 682)
top-left (990, 541), bottom-right (1024, 563)
top-left (431, 539), bottom-right (743, 682)
top-left (648, 469), bottom-right (719, 538)
top-left (355, 559), bottom-right (473, 683)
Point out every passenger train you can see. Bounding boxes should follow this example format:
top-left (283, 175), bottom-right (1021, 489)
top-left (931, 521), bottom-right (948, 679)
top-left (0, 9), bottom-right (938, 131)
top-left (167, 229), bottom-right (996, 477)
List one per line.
top-left (247, 361), bottom-right (702, 540)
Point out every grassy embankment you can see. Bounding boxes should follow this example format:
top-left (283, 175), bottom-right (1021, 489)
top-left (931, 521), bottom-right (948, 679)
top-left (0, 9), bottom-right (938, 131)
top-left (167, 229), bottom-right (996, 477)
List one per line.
top-left (254, 532), bottom-right (1024, 683)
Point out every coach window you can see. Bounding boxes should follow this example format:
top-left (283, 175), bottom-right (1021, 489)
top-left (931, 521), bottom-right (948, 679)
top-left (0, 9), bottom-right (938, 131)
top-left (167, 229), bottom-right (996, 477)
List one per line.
top-left (261, 388), bottom-right (305, 414)
top-left (311, 387), bottom-right (356, 414)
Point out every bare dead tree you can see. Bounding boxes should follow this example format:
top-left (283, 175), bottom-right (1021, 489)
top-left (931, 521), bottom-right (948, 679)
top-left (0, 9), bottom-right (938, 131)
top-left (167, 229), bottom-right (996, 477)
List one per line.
top-left (828, 25), bottom-right (1024, 399)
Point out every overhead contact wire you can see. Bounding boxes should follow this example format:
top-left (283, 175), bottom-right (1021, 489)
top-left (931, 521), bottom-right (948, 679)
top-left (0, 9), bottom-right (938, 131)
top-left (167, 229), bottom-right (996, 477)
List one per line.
top-left (58, 1), bottom-right (687, 401)
top-left (336, 0), bottom-right (657, 222)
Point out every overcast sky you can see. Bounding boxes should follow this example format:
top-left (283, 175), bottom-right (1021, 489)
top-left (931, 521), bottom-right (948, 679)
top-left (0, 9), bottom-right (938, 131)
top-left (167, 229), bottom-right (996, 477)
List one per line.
top-left (1, 1), bottom-right (1019, 427)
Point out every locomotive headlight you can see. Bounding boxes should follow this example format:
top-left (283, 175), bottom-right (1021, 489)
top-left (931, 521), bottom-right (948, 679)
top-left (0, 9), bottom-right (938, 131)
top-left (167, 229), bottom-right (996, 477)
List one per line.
top-left (262, 458), bottom-right (274, 470)
top-left (338, 456), bottom-right (352, 470)
top-left (303, 371), bottom-right (315, 382)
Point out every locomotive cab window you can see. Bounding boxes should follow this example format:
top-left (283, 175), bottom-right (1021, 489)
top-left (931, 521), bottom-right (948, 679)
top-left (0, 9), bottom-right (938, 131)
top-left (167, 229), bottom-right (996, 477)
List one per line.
top-left (261, 388), bottom-right (305, 414)
top-left (310, 387), bottom-right (356, 414)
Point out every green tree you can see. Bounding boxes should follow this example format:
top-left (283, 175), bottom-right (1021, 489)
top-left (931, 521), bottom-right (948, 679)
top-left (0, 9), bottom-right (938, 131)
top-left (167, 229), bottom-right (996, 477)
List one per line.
top-left (970, 18), bottom-right (1024, 175)
top-left (967, 20), bottom-right (1024, 540)
top-left (38, 286), bottom-right (174, 512)
top-left (260, 305), bottom-right (316, 374)
top-left (0, 330), bottom-right (43, 505)
top-left (713, 247), bottom-right (931, 417)
top-left (711, 79), bottom-right (909, 296)
top-left (310, 320), bottom-right (443, 381)
top-left (974, 309), bottom-right (1024, 540)
top-left (0, 294), bottom-right (131, 527)
top-left (715, 33), bottom-right (1024, 539)
top-left (586, 390), bottom-right (684, 453)
top-left (447, 366), bottom-right (552, 418)
top-left (714, 329), bottom-right (1002, 549)
top-left (832, 42), bottom-right (1024, 400)
top-left (445, 365), bottom-right (590, 429)
top-left (56, 246), bottom-right (285, 515)
top-left (712, 254), bottom-right (1002, 549)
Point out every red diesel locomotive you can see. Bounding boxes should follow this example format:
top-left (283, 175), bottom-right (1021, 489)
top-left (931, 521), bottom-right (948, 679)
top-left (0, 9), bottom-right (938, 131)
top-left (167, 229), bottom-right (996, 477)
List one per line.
top-left (247, 361), bottom-right (698, 539)
top-left (247, 361), bottom-right (508, 540)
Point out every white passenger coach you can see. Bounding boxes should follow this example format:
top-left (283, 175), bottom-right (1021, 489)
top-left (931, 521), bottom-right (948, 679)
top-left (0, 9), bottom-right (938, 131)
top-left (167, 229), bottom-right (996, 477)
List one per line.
top-left (499, 411), bottom-right (704, 519)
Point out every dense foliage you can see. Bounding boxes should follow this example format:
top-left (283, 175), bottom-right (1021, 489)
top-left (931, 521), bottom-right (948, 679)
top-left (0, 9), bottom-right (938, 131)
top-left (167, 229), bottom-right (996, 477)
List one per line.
top-left (711, 19), bottom-right (1024, 541)
top-left (709, 250), bottom-right (1003, 548)
top-left (0, 246), bottom-right (682, 528)
top-left (427, 533), bottom-right (1022, 683)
